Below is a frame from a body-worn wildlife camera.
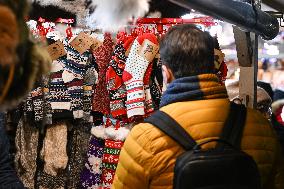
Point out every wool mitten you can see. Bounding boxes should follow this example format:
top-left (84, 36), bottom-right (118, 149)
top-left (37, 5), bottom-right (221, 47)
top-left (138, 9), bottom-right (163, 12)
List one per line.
top-left (123, 33), bottom-right (158, 118)
top-left (41, 122), bottom-right (68, 177)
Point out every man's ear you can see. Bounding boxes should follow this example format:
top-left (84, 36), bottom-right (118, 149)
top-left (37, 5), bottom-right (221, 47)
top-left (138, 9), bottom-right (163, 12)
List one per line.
top-left (162, 65), bottom-right (175, 84)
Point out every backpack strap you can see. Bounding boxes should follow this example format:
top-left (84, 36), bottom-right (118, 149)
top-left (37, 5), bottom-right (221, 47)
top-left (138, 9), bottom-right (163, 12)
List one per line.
top-left (218, 102), bottom-right (247, 149)
top-left (144, 111), bottom-right (197, 151)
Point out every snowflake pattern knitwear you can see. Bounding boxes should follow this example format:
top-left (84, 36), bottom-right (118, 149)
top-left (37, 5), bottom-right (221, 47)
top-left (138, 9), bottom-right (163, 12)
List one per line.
top-left (80, 136), bottom-right (105, 189)
top-left (46, 37), bottom-right (98, 122)
top-left (106, 42), bottom-right (128, 119)
top-left (93, 33), bottom-right (114, 115)
top-left (123, 33), bottom-right (159, 118)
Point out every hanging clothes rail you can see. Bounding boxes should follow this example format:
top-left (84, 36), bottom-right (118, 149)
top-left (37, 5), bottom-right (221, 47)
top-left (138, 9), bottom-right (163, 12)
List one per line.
top-left (135, 17), bottom-right (216, 34)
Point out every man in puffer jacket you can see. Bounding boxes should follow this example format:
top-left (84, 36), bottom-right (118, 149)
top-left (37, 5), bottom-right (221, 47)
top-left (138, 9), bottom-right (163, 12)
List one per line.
top-left (112, 25), bottom-right (284, 189)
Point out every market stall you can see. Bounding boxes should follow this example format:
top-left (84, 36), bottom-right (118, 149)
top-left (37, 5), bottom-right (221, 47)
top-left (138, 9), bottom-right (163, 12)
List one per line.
top-left (0, 0), bottom-right (282, 189)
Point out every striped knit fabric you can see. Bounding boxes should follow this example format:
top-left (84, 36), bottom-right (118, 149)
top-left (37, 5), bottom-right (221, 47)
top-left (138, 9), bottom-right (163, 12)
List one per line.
top-left (106, 42), bottom-right (128, 119)
top-left (102, 139), bottom-right (124, 189)
top-left (46, 37), bottom-right (97, 122)
top-left (123, 33), bottom-right (159, 118)
top-left (160, 74), bottom-right (228, 108)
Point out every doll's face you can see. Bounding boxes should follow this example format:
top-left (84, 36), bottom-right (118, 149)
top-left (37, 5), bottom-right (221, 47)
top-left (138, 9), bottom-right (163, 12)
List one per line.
top-left (0, 5), bottom-right (19, 66)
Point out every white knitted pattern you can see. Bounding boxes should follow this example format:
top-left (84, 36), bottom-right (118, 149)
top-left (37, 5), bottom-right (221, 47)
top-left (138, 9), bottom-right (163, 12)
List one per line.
top-left (124, 39), bottom-right (150, 118)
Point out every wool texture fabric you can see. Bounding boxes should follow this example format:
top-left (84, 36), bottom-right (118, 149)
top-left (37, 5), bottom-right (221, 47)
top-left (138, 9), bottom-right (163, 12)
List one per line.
top-left (102, 139), bottom-right (124, 188)
top-left (93, 33), bottom-right (114, 115)
top-left (15, 118), bottom-right (39, 189)
top-left (80, 136), bottom-right (105, 189)
top-left (106, 42), bottom-right (128, 119)
top-left (43, 35), bottom-right (98, 123)
top-left (143, 62), bottom-right (154, 115)
top-left (66, 123), bottom-right (92, 189)
top-left (123, 33), bottom-right (158, 118)
top-left (40, 122), bottom-right (68, 177)
top-left (150, 58), bottom-right (163, 110)
top-left (160, 74), bottom-right (228, 107)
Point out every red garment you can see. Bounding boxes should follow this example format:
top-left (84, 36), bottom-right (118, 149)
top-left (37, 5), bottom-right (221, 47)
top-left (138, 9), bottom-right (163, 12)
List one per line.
top-left (276, 105), bottom-right (284, 126)
top-left (102, 139), bottom-right (124, 188)
top-left (92, 33), bottom-right (114, 114)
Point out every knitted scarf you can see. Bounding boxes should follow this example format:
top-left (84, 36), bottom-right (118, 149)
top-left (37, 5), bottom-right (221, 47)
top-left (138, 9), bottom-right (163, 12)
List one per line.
top-left (160, 74), bottom-right (228, 107)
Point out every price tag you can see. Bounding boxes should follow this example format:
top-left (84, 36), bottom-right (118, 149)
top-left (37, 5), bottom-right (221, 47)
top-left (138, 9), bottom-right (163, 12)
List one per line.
top-left (138, 39), bottom-right (159, 62)
top-left (91, 37), bottom-right (103, 51)
top-left (70, 32), bottom-right (94, 54)
top-left (46, 40), bottom-right (66, 61)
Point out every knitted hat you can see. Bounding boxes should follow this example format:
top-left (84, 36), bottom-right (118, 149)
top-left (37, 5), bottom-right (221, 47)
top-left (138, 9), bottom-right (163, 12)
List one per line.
top-left (226, 80), bottom-right (272, 105)
top-left (123, 33), bottom-right (159, 118)
top-left (257, 81), bottom-right (274, 100)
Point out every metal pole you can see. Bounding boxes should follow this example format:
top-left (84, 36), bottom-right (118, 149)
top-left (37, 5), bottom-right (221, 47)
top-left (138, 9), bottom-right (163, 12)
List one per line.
top-left (168, 0), bottom-right (279, 40)
top-left (234, 0), bottom-right (260, 109)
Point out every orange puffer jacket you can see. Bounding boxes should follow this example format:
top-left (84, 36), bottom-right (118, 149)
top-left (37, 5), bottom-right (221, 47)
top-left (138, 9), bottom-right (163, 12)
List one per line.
top-left (112, 99), bottom-right (284, 189)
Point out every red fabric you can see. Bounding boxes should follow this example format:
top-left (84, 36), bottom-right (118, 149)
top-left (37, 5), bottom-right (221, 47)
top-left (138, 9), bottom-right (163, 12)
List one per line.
top-left (276, 106), bottom-right (284, 125)
top-left (92, 33), bottom-right (114, 114)
top-left (144, 62), bottom-right (153, 84)
top-left (136, 33), bottom-right (159, 45)
top-left (101, 169), bottom-right (116, 189)
top-left (123, 36), bottom-right (135, 50)
top-left (122, 70), bottom-right (133, 83)
top-left (101, 139), bottom-right (124, 188)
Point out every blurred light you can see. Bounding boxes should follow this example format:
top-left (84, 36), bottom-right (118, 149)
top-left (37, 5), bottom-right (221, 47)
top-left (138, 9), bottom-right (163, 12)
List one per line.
top-left (208, 25), bottom-right (223, 36)
top-left (264, 43), bottom-right (280, 56)
top-left (181, 14), bottom-right (194, 19)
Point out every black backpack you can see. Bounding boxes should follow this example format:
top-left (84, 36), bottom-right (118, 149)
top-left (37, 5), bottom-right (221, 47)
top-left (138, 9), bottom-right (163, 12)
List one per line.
top-left (145, 103), bottom-right (261, 189)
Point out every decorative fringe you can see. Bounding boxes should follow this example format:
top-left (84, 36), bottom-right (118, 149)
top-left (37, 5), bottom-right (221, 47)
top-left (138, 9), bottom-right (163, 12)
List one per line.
top-left (87, 0), bottom-right (150, 31)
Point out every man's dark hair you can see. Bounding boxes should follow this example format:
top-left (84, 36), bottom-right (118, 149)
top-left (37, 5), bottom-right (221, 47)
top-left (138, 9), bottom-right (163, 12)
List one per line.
top-left (160, 24), bottom-right (215, 78)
